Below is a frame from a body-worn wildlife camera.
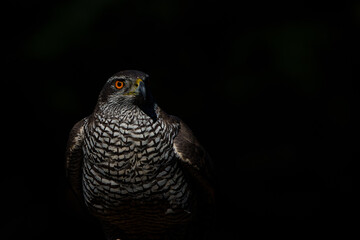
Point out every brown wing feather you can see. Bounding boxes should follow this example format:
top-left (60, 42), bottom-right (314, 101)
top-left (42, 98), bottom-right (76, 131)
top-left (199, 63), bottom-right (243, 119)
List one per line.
top-left (173, 119), bottom-right (215, 201)
top-left (65, 117), bottom-right (87, 199)
top-left (158, 108), bottom-right (214, 203)
top-left (167, 113), bottom-right (216, 239)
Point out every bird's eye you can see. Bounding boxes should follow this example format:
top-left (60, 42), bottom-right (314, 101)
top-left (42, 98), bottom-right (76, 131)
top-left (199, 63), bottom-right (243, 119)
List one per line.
top-left (115, 80), bottom-right (124, 89)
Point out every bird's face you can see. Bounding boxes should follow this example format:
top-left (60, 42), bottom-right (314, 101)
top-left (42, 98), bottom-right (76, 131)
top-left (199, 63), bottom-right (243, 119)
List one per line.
top-left (98, 70), bottom-right (149, 107)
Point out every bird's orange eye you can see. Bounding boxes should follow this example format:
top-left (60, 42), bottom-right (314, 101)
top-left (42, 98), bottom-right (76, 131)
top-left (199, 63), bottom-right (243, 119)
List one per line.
top-left (115, 80), bottom-right (124, 89)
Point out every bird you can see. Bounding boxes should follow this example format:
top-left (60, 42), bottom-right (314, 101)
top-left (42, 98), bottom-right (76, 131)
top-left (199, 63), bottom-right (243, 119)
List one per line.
top-left (65, 70), bottom-right (214, 240)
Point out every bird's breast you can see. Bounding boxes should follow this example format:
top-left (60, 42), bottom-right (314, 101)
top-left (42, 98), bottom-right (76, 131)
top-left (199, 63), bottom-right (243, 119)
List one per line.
top-left (82, 113), bottom-right (190, 214)
top-left (84, 114), bottom-right (177, 167)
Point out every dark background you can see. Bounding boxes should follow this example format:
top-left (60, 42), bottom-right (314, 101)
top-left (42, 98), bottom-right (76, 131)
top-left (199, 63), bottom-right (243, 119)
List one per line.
top-left (2, 0), bottom-right (359, 239)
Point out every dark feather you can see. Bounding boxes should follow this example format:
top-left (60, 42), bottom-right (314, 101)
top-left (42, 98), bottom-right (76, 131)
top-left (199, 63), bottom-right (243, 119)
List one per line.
top-left (159, 108), bottom-right (215, 204)
top-left (157, 108), bottom-right (215, 239)
top-left (65, 117), bottom-right (87, 200)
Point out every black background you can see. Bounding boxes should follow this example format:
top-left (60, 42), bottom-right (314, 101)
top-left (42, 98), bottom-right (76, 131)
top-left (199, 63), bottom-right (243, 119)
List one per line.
top-left (2, 0), bottom-right (359, 239)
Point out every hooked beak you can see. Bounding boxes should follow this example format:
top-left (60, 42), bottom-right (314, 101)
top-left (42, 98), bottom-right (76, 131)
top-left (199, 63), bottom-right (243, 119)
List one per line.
top-left (135, 78), bottom-right (146, 101)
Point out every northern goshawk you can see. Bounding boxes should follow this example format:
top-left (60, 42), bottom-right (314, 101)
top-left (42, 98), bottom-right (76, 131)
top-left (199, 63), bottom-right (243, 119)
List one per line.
top-left (66, 70), bottom-right (214, 240)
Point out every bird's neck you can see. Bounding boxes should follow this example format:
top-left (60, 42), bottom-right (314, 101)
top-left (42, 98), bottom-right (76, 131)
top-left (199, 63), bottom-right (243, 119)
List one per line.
top-left (95, 101), bottom-right (158, 122)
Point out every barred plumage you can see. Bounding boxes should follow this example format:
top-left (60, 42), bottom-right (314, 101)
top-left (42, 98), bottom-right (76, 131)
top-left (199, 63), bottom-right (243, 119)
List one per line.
top-left (66, 70), bottom-right (214, 240)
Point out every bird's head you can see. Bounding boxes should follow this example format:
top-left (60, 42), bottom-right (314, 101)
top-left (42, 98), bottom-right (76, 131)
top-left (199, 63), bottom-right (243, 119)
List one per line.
top-left (98, 70), bottom-right (151, 108)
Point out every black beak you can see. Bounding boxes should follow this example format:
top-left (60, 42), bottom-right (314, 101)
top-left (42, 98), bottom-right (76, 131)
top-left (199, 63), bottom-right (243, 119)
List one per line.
top-left (136, 80), bottom-right (147, 101)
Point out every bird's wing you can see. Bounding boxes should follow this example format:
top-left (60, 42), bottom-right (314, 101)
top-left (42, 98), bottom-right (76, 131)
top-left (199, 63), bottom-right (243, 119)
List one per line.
top-left (173, 118), bottom-right (215, 202)
top-left (65, 117), bottom-right (87, 199)
top-left (158, 107), bottom-right (215, 238)
top-left (157, 107), bottom-right (214, 203)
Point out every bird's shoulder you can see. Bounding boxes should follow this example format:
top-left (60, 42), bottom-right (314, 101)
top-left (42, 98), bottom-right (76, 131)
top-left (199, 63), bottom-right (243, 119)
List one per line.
top-left (65, 117), bottom-right (88, 199)
top-left (156, 106), bottom-right (211, 172)
top-left (157, 106), bottom-right (215, 204)
top-left (66, 117), bottom-right (88, 154)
